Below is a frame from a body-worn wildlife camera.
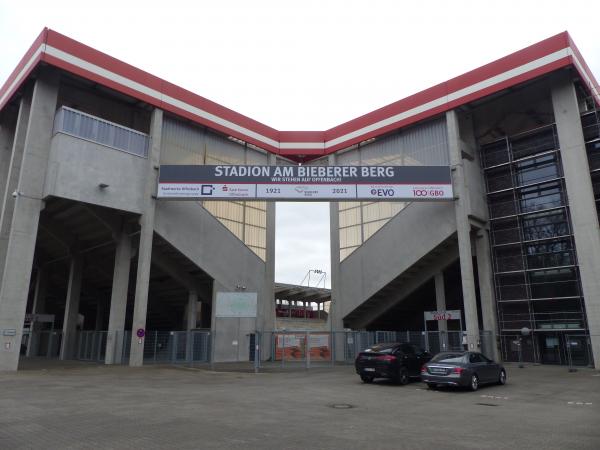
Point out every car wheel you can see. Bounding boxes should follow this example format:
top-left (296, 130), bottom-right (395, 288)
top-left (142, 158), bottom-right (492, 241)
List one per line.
top-left (469, 374), bottom-right (479, 391)
top-left (498, 369), bottom-right (507, 385)
top-left (360, 375), bottom-right (374, 384)
top-left (396, 368), bottom-right (410, 385)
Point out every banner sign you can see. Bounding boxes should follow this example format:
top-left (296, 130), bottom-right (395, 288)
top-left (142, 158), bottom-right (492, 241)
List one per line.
top-left (424, 310), bottom-right (462, 321)
top-left (158, 165), bottom-right (453, 201)
top-left (274, 333), bottom-right (331, 361)
top-left (215, 292), bottom-right (257, 318)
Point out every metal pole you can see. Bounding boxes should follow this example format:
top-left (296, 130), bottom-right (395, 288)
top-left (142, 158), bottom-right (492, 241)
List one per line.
top-left (518, 337), bottom-right (524, 368)
top-left (153, 330), bottom-right (158, 364)
top-left (566, 334), bottom-right (577, 372)
top-left (254, 330), bottom-right (259, 374)
top-left (306, 331), bottom-right (310, 369)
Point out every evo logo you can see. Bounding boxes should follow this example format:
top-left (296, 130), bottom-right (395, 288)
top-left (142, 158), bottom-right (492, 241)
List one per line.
top-left (370, 188), bottom-right (395, 197)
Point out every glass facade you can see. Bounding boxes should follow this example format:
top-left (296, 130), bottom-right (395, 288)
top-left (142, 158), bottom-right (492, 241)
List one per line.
top-left (336, 118), bottom-right (449, 261)
top-left (480, 124), bottom-right (589, 364)
top-left (581, 106), bottom-right (600, 224)
top-left (161, 117), bottom-right (268, 260)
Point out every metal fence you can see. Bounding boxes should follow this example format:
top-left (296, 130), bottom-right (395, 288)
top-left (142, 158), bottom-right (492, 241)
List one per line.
top-left (253, 330), bottom-right (497, 370)
top-left (25, 330), bottom-right (211, 365)
top-left (500, 332), bottom-right (596, 369)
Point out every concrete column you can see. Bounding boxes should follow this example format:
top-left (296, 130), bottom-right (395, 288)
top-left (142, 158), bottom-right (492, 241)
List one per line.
top-left (0, 118), bottom-right (15, 222)
top-left (186, 291), bottom-right (198, 362)
top-left (105, 231), bottom-right (132, 365)
top-left (551, 74), bottom-right (600, 368)
top-left (259, 153), bottom-right (276, 334)
top-left (328, 153), bottom-right (345, 361)
top-left (60, 254), bottom-right (83, 360)
top-left (434, 273), bottom-right (447, 332)
top-left (26, 268), bottom-right (47, 357)
top-left (186, 291), bottom-right (199, 330)
top-left (129, 108), bottom-right (162, 367)
top-left (447, 110), bottom-right (481, 351)
top-left (94, 301), bottom-right (105, 331)
top-left (475, 229), bottom-right (500, 361)
top-left (0, 93), bottom-right (32, 292)
top-left (0, 70), bottom-right (59, 371)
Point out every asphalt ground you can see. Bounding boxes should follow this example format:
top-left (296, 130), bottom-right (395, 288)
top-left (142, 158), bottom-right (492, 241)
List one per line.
top-left (0, 360), bottom-right (599, 449)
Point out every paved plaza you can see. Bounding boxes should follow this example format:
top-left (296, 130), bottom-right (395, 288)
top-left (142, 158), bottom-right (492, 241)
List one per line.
top-left (0, 360), bottom-right (599, 449)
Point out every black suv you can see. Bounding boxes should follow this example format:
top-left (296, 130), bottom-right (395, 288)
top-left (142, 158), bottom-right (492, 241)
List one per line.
top-left (355, 342), bottom-right (432, 384)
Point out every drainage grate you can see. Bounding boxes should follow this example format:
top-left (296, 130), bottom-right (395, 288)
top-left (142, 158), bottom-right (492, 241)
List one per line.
top-left (328, 403), bottom-right (355, 409)
top-left (475, 403), bottom-right (499, 407)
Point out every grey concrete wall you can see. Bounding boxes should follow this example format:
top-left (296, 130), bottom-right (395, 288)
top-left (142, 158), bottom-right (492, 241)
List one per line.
top-left (338, 200), bottom-right (457, 320)
top-left (209, 281), bottom-right (257, 362)
top-left (551, 74), bottom-right (600, 368)
top-left (45, 133), bottom-right (147, 214)
top-left (154, 202), bottom-right (266, 362)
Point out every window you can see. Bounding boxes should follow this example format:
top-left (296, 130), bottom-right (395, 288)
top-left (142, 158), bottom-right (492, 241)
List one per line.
top-left (525, 239), bottom-right (574, 269)
top-left (528, 267), bottom-right (580, 299)
top-left (514, 154), bottom-right (560, 186)
top-left (400, 343), bottom-right (416, 355)
top-left (469, 353), bottom-right (485, 363)
top-left (431, 353), bottom-right (466, 363)
top-left (521, 210), bottom-right (569, 241)
top-left (518, 182), bottom-right (563, 213)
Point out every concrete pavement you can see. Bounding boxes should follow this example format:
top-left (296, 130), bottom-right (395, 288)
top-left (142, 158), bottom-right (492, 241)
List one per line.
top-left (0, 361), bottom-right (599, 449)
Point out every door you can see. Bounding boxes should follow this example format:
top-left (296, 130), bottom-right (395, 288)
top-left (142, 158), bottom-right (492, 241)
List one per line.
top-left (539, 333), bottom-right (563, 365)
top-left (565, 335), bottom-right (590, 367)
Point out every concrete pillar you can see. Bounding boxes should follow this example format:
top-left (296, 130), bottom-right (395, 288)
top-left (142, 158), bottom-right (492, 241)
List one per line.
top-left (434, 273), bottom-right (447, 332)
top-left (105, 231), bottom-right (132, 365)
top-left (0, 93), bottom-right (32, 292)
top-left (186, 291), bottom-right (198, 362)
top-left (94, 301), bottom-right (105, 331)
top-left (26, 267), bottom-right (47, 357)
top-left (0, 69), bottom-right (59, 371)
top-left (447, 110), bottom-right (481, 351)
top-left (328, 153), bottom-right (345, 361)
top-left (60, 254), bottom-right (83, 360)
top-left (260, 153), bottom-right (276, 334)
top-left (551, 74), bottom-right (600, 368)
top-left (186, 291), bottom-right (198, 330)
top-left (475, 229), bottom-right (500, 361)
top-left (129, 108), bottom-right (162, 367)
top-left (0, 118), bottom-right (15, 222)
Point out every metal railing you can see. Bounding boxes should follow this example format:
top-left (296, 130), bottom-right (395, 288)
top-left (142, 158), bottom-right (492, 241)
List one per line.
top-left (25, 330), bottom-right (211, 365)
top-left (53, 106), bottom-right (149, 157)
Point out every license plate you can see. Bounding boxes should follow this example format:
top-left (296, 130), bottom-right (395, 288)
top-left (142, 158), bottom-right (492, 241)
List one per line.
top-left (430, 368), bottom-right (446, 374)
top-left (364, 368), bottom-right (375, 372)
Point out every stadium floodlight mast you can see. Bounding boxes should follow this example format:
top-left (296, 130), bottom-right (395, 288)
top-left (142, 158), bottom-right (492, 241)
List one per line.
top-left (301, 269), bottom-right (327, 288)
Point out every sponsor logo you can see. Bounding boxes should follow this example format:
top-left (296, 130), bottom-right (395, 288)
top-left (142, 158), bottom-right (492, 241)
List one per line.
top-left (370, 188), bottom-right (395, 197)
top-left (222, 185), bottom-right (228, 191)
top-left (294, 186), bottom-right (319, 195)
top-left (201, 185), bottom-right (214, 195)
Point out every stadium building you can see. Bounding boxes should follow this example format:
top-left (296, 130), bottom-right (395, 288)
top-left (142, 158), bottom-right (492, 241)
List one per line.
top-left (0, 29), bottom-right (599, 371)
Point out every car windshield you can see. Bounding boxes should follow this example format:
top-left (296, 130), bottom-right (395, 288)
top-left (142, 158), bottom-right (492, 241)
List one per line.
top-left (431, 353), bottom-right (467, 363)
top-left (364, 344), bottom-right (397, 354)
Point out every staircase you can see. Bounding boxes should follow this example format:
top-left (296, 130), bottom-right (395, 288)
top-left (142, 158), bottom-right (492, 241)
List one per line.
top-left (339, 201), bottom-right (458, 329)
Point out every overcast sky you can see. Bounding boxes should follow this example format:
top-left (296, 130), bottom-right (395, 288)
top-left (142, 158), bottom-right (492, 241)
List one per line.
top-left (1, 1), bottom-right (599, 289)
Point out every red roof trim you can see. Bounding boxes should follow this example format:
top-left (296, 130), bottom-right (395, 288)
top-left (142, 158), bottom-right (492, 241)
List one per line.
top-left (1, 29), bottom-right (597, 162)
top-left (0, 28), bottom-right (47, 111)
